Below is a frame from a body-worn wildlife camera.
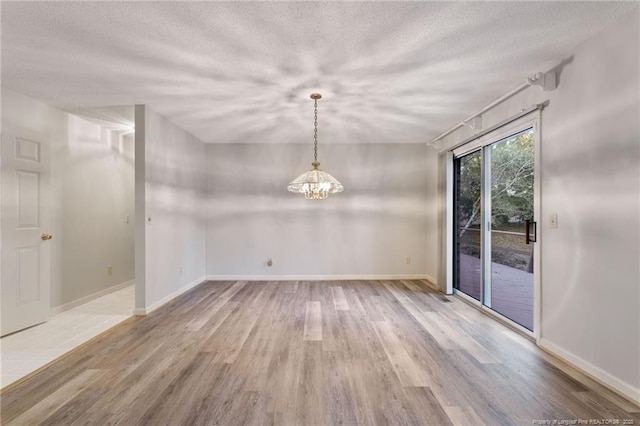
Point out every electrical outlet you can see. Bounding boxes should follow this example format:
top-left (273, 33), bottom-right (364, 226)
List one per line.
top-left (406, 257), bottom-right (411, 265)
top-left (125, 215), bottom-right (130, 224)
top-left (107, 265), bottom-right (113, 276)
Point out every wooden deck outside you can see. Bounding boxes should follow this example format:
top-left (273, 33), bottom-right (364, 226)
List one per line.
top-left (458, 253), bottom-right (534, 330)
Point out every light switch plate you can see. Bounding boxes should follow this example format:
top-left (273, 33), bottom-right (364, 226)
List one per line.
top-left (549, 213), bottom-right (558, 228)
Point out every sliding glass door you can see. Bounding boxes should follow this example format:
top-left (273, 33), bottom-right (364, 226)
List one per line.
top-left (453, 126), bottom-right (536, 331)
top-left (453, 151), bottom-right (482, 301)
top-left (486, 129), bottom-right (535, 330)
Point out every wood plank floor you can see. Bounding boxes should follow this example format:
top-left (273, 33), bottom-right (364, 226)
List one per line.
top-left (2, 280), bottom-right (638, 425)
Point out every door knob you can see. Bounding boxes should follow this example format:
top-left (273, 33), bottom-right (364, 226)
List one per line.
top-left (41, 233), bottom-right (53, 241)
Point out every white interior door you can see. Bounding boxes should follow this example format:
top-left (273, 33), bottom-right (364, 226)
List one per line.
top-left (1, 131), bottom-right (52, 336)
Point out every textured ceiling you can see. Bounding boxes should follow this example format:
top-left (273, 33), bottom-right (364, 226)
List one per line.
top-left (2, 1), bottom-right (637, 144)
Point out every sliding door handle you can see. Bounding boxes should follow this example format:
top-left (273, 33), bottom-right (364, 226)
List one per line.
top-left (525, 220), bottom-right (537, 244)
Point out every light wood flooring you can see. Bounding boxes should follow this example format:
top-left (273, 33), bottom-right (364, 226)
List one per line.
top-left (1, 280), bottom-right (638, 425)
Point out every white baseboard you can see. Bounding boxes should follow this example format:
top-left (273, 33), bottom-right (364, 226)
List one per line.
top-left (539, 337), bottom-right (640, 405)
top-left (423, 274), bottom-right (438, 290)
top-left (133, 275), bottom-right (207, 316)
top-left (51, 280), bottom-right (134, 316)
top-left (204, 274), bottom-right (430, 281)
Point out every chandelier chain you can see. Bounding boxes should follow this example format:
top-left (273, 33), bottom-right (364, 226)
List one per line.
top-left (313, 98), bottom-right (318, 163)
top-left (286, 92), bottom-right (343, 199)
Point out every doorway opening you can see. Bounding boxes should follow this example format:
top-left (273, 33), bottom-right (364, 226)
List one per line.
top-left (0, 99), bottom-right (135, 388)
top-left (452, 118), bottom-right (539, 333)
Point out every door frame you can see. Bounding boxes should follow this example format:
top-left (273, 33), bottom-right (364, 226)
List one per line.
top-left (447, 111), bottom-right (541, 342)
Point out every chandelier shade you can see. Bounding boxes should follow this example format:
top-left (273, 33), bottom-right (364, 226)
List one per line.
top-left (287, 166), bottom-right (345, 200)
top-left (287, 93), bottom-right (343, 200)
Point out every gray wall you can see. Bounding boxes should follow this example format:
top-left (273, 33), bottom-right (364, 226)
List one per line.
top-left (56, 121), bottom-right (135, 307)
top-left (140, 106), bottom-right (207, 309)
top-left (438, 9), bottom-right (639, 400)
top-left (206, 143), bottom-right (434, 278)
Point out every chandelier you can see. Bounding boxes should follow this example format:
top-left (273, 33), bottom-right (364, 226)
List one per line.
top-left (287, 93), bottom-right (344, 200)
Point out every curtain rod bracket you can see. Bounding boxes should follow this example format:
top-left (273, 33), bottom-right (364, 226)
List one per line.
top-left (462, 116), bottom-right (483, 131)
top-left (527, 71), bottom-right (557, 91)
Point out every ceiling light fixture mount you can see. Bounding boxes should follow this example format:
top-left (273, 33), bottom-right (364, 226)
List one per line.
top-left (287, 93), bottom-right (344, 200)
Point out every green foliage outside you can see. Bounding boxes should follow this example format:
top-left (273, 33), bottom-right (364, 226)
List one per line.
top-left (457, 130), bottom-right (534, 271)
top-left (458, 130), bottom-right (534, 231)
top-left (490, 130), bottom-right (534, 227)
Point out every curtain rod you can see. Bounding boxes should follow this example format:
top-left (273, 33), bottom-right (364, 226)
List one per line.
top-left (427, 70), bottom-right (557, 147)
top-left (428, 83), bottom-right (530, 147)
top-left (443, 101), bottom-right (548, 153)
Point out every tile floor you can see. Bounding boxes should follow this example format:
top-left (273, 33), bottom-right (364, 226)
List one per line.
top-left (0, 285), bottom-right (134, 388)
